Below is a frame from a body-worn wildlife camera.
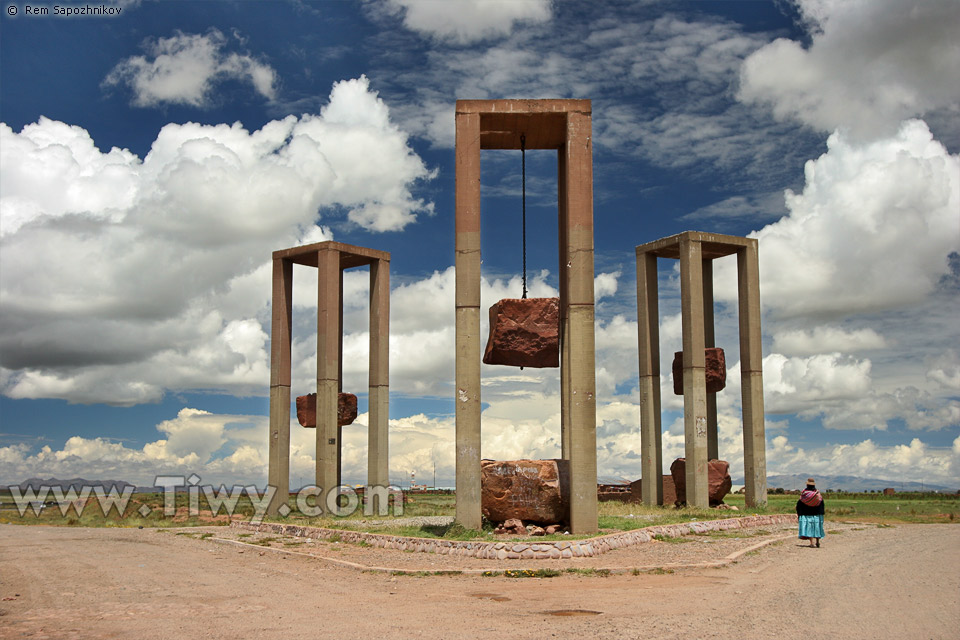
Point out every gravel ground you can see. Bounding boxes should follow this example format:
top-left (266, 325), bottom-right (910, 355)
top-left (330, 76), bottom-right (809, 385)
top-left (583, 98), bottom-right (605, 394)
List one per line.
top-left (1, 522), bottom-right (957, 639)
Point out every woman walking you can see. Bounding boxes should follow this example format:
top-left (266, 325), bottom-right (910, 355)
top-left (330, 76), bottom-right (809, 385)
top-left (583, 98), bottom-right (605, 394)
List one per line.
top-left (797, 477), bottom-right (825, 547)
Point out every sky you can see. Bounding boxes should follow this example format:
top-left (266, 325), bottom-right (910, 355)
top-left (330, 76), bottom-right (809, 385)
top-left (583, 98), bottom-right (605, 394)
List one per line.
top-left (1, 0), bottom-right (958, 491)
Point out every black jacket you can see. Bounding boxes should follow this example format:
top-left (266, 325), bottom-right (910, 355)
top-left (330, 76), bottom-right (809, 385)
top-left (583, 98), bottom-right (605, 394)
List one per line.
top-left (796, 491), bottom-right (825, 516)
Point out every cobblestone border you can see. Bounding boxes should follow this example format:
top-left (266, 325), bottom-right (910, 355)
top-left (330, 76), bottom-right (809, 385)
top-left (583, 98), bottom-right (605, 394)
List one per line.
top-left (231, 514), bottom-right (797, 560)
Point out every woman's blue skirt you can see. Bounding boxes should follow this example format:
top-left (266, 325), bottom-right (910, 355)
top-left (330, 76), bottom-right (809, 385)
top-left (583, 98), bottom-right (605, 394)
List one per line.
top-left (798, 514), bottom-right (825, 538)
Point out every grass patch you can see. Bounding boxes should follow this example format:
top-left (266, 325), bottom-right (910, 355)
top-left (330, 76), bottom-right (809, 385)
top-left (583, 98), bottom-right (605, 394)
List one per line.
top-left (633, 567), bottom-right (674, 575)
top-left (565, 568), bottom-right (611, 577)
top-left (653, 534), bottom-right (693, 544)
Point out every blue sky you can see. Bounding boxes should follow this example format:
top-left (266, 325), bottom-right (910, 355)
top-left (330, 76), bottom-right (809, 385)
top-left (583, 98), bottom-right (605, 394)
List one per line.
top-left (1, 0), bottom-right (958, 490)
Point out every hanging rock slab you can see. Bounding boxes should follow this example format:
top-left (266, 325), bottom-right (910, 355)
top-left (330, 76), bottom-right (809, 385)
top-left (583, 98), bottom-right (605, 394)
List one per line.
top-left (296, 392), bottom-right (358, 427)
top-left (672, 347), bottom-right (726, 394)
top-left (483, 298), bottom-right (560, 368)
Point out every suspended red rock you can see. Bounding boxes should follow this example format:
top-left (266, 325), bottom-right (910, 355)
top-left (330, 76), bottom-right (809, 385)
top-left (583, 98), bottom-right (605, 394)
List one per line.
top-left (296, 393), bottom-right (358, 427)
top-left (672, 347), bottom-right (726, 394)
top-left (483, 297), bottom-right (560, 368)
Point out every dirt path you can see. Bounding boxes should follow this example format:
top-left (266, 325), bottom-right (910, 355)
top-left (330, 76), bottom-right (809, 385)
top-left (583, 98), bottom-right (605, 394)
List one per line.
top-left (1, 523), bottom-right (957, 639)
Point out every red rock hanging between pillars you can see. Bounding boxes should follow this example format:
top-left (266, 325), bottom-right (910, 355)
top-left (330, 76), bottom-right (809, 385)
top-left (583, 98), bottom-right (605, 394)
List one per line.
top-left (483, 298), bottom-right (560, 368)
top-left (296, 393), bottom-right (358, 427)
top-left (672, 347), bottom-right (726, 394)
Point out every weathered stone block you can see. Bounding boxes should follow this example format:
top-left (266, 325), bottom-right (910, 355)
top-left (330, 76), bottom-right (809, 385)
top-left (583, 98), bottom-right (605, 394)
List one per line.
top-left (629, 475), bottom-right (678, 506)
top-left (483, 298), bottom-right (559, 368)
top-left (672, 347), bottom-right (726, 394)
top-left (481, 459), bottom-right (569, 524)
top-left (670, 458), bottom-right (733, 506)
top-left (296, 392), bottom-right (358, 427)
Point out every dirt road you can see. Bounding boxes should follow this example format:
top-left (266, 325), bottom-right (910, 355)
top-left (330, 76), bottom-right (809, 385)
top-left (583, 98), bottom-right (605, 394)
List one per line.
top-left (1, 523), bottom-right (957, 639)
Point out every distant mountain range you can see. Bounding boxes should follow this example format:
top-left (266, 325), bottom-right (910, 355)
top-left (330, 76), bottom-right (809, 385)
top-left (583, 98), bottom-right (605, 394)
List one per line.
top-left (1, 477), bottom-right (158, 493)
top-left (750, 474), bottom-right (957, 493)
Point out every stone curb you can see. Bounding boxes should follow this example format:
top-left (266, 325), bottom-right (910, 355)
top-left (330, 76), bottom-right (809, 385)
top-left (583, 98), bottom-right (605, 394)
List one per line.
top-left (230, 513), bottom-right (797, 561)
top-left (208, 532), bottom-right (796, 576)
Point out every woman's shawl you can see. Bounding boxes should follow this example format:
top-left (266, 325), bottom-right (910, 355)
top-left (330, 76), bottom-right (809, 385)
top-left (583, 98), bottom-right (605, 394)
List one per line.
top-left (800, 488), bottom-right (822, 507)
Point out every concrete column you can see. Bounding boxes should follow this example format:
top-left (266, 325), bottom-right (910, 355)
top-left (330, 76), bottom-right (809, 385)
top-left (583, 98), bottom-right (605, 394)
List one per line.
top-left (564, 110), bottom-right (598, 534)
top-left (316, 248), bottom-right (341, 498)
top-left (636, 251), bottom-right (663, 505)
top-left (679, 237), bottom-right (709, 508)
top-left (454, 111), bottom-right (483, 530)
top-left (558, 148), bottom-right (571, 461)
top-left (702, 259), bottom-right (719, 461)
top-left (267, 257), bottom-right (292, 516)
top-left (738, 242), bottom-right (767, 507)
top-left (337, 269), bottom-right (344, 489)
top-left (368, 258), bottom-right (390, 513)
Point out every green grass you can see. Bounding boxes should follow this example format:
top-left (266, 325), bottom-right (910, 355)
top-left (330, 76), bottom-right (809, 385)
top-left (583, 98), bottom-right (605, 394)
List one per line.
top-left (2, 489), bottom-right (955, 532)
top-left (652, 534), bottom-right (693, 544)
top-left (725, 492), bottom-right (959, 524)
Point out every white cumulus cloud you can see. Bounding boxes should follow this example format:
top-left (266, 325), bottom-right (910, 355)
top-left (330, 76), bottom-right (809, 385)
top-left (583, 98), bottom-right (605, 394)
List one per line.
top-left (377, 0), bottom-right (552, 44)
top-left (739, 0), bottom-right (960, 140)
top-left (0, 77), bottom-right (434, 405)
top-left (103, 29), bottom-right (278, 107)
top-left (772, 326), bottom-right (887, 356)
top-left (715, 120), bottom-right (958, 318)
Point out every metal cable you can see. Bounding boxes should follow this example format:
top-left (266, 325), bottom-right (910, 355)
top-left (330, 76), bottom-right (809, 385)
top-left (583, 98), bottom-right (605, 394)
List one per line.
top-left (521, 134), bottom-right (527, 300)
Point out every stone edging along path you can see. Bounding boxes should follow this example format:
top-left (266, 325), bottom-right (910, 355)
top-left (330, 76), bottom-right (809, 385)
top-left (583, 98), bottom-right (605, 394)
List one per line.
top-left (231, 513), bottom-right (797, 561)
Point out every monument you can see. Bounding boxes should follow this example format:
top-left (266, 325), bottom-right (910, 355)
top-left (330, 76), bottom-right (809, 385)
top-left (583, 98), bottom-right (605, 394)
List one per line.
top-left (635, 231), bottom-right (767, 508)
top-left (455, 99), bottom-right (599, 533)
top-left (267, 241), bottom-right (390, 515)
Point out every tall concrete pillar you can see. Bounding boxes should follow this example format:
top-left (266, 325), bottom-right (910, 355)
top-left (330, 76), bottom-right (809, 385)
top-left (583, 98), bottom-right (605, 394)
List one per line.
top-left (636, 252), bottom-right (662, 505)
top-left (316, 247), bottom-right (341, 496)
top-left (679, 236), bottom-right (709, 508)
top-left (558, 151), bottom-right (571, 461)
top-left (702, 260), bottom-right (719, 461)
top-left (454, 109), bottom-right (483, 531)
top-left (454, 100), bottom-right (598, 534)
top-left (267, 257), bottom-right (292, 516)
top-left (368, 258), bottom-right (390, 513)
top-left (738, 241), bottom-right (767, 507)
top-left (563, 109), bottom-right (598, 533)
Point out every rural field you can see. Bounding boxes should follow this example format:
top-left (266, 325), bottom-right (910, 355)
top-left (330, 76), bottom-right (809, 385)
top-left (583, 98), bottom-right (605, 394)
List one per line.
top-left (1, 490), bottom-right (958, 639)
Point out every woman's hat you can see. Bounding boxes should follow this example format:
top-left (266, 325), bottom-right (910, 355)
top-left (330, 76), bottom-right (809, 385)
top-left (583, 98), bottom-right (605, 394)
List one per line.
top-left (806, 477), bottom-right (816, 485)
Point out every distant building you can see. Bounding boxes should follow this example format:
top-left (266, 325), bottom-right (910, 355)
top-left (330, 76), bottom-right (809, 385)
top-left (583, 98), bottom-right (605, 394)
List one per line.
top-left (883, 488), bottom-right (895, 495)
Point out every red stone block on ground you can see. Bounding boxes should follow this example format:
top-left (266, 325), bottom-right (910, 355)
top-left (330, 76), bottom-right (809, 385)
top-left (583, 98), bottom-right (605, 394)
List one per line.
top-left (483, 298), bottom-right (559, 368)
top-left (670, 458), bottom-right (733, 506)
top-left (629, 475), bottom-right (678, 506)
top-left (672, 347), bottom-right (726, 394)
top-left (481, 459), bottom-right (569, 524)
top-left (296, 393), bottom-right (358, 427)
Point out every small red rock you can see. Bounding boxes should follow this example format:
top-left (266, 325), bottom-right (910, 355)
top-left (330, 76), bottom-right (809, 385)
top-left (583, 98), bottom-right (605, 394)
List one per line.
top-left (500, 518), bottom-right (526, 535)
